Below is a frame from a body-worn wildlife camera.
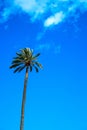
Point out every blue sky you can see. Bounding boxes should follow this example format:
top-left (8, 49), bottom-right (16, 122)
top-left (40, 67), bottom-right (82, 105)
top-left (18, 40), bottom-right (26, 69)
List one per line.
top-left (0, 0), bottom-right (87, 130)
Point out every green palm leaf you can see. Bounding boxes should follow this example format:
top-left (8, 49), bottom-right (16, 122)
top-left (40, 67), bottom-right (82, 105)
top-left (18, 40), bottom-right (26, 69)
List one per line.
top-left (33, 64), bottom-right (39, 72)
top-left (30, 65), bottom-right (32, 72)
top-left (10, 63), bottom-right (22, 69)
top-left (34, 61), bottom-right (43, 69)
top-left (32, 53), bottom-right (40, 60)
top-left (18, 65), bottom-right (26, 72)
top-left (13, 66), bottom-right (22, 73)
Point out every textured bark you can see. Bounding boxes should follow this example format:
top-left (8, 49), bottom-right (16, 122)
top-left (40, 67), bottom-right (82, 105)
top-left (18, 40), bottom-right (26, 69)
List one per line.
top-left (20, 67), bottom-right (29, 130)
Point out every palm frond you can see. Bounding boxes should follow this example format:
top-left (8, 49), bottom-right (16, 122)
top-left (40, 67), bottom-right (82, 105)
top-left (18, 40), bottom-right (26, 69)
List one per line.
top-left (18, 65), bottom-right (26, 72)
top-left (13, 65), bottom-right (26, 73)
top-left (16, 52), bottom-right (22, 57)
top-left (32, 53), bottom-right (40, 60)
top-left (29, 65), bottom-right (32, 72)
top-left (33, 65), bottom-right (39, 72)
top-left (12, 59), bottom-right (23, 64)
top-left (13, 66), bottom-right (22, 73)
top-left (13, 56), bottom-right (24, 61)
top-left (10, 63), bottom-right (22, 69)
top-left (34, 61), bottom-right (43, 69)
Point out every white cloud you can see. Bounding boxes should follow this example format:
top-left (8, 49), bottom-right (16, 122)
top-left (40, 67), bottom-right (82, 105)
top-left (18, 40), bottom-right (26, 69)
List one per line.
top-left (0, 0), bottom-right (87, 26)
top-left (14, 0), bottom-right (37, 12)
top-left (14, 0), bottom-right (48, 20)
top-left (44, 11), bottom-right (65, 27)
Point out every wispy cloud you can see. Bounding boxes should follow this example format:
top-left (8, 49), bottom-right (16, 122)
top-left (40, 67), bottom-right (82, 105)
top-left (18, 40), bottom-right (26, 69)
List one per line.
top-left (0, 0), bottom-right (87, 26)
top-left (35, 42), bottom-right (61, 54)
top-left (54, 45), bottom-right (61, 54)
top-left (35, 43), bottom-right (50, 52)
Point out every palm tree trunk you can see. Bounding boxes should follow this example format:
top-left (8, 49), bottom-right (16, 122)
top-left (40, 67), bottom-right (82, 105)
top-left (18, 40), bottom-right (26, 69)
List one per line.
top-left (20, 66), bottom-right (29, 130)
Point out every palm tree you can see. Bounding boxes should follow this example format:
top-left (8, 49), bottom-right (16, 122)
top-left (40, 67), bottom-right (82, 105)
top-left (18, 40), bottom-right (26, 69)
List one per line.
top-left (10, 48), bottom-right (43, 130)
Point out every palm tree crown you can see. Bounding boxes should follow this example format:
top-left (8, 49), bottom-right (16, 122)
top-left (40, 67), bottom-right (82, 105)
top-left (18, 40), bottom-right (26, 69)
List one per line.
top-left (10, 48), bottom-right (43, 72)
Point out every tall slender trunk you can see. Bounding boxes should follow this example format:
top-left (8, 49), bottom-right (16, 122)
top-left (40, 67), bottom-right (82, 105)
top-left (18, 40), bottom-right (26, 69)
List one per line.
top-left (20, 66), bottom-right (29, 130)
